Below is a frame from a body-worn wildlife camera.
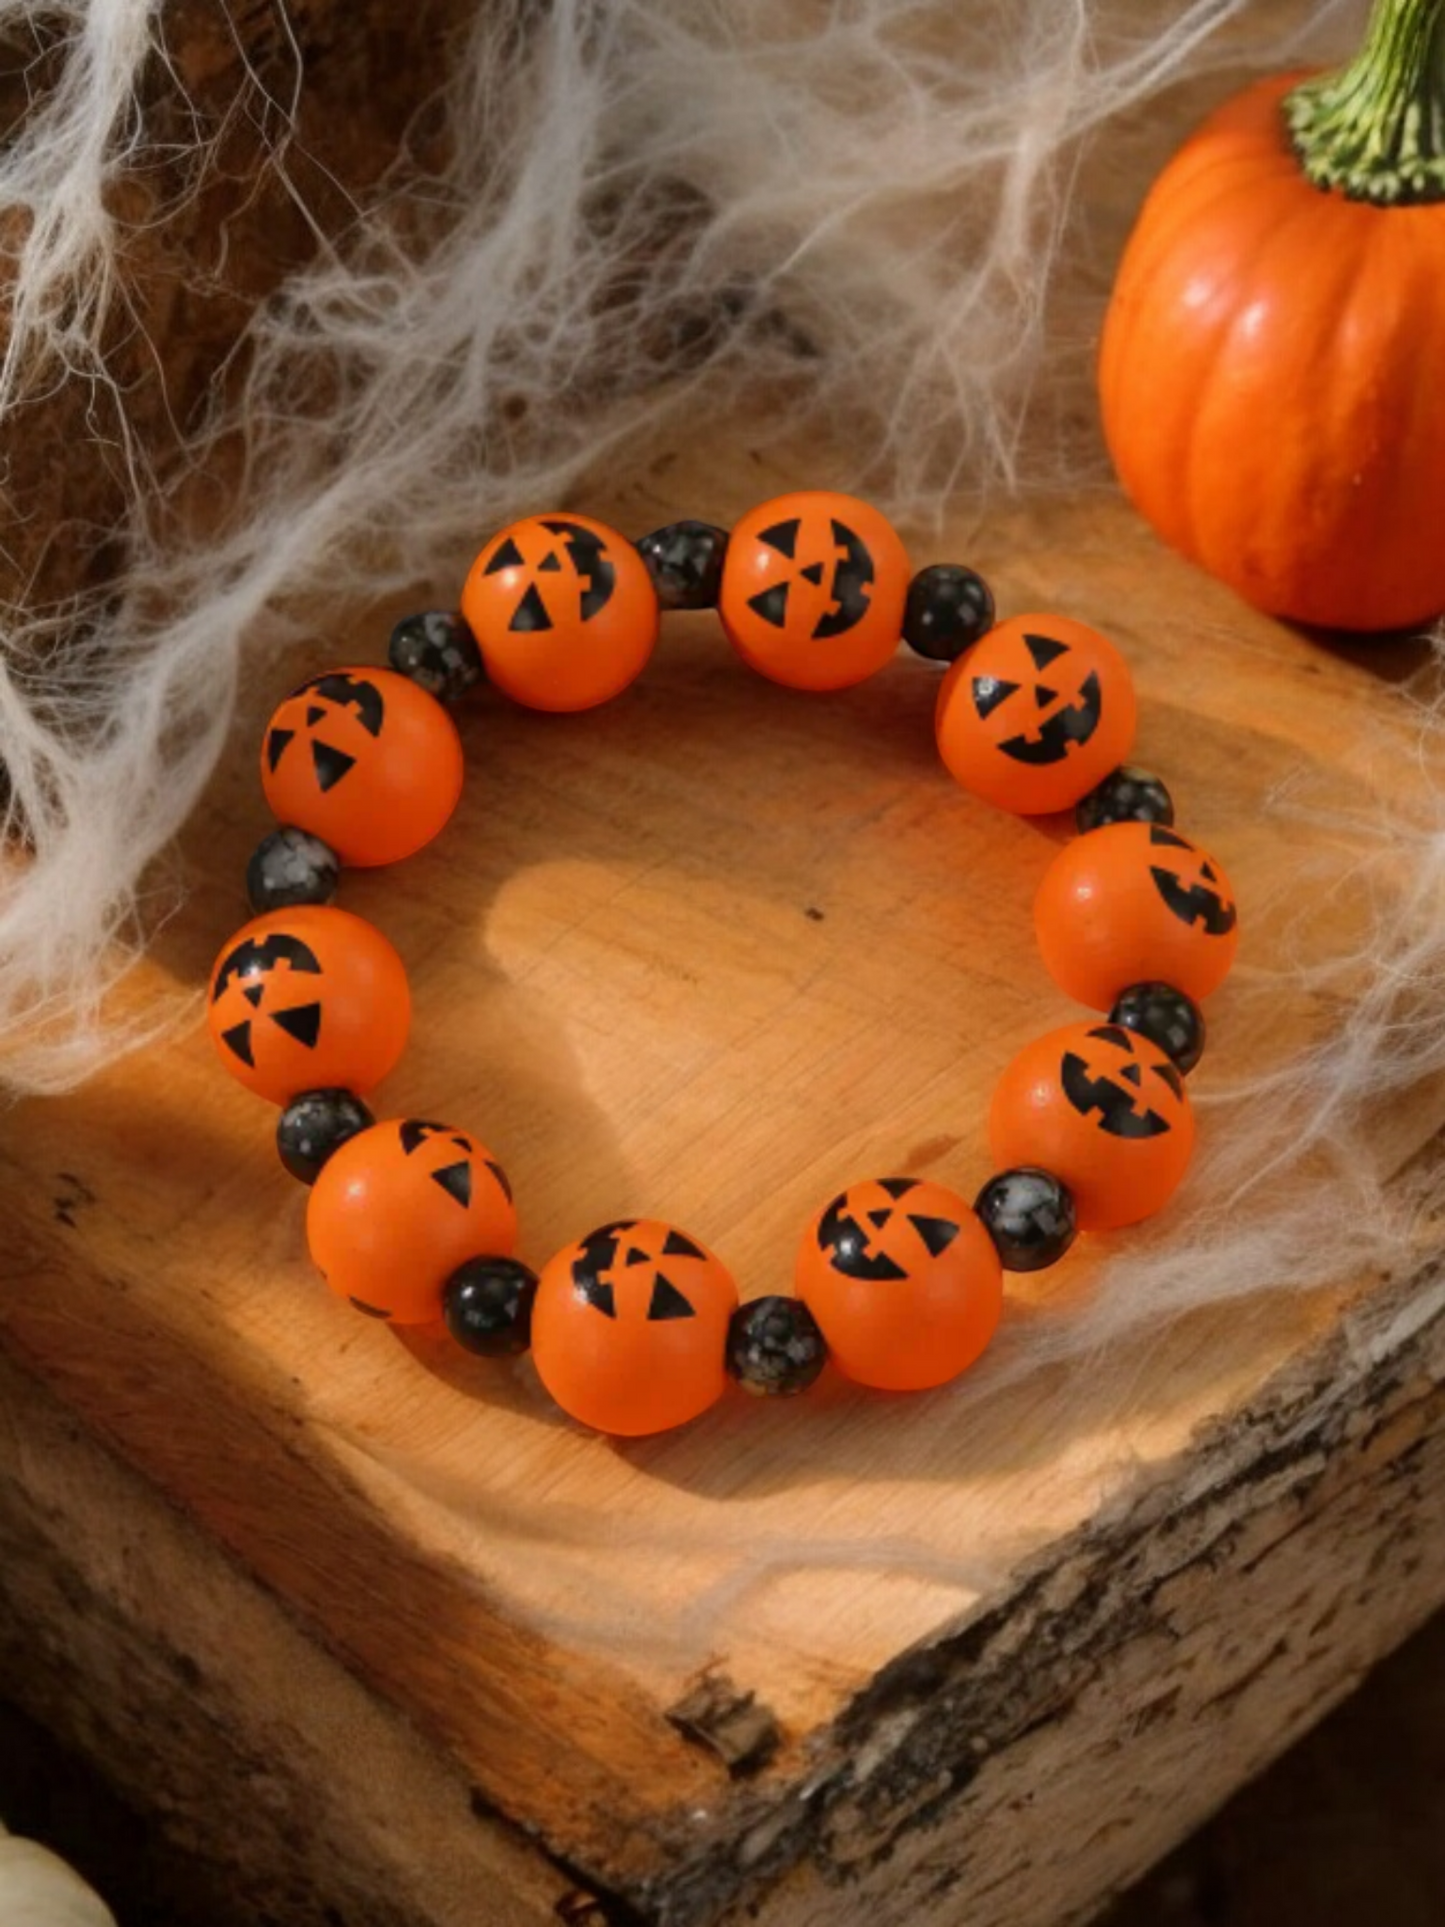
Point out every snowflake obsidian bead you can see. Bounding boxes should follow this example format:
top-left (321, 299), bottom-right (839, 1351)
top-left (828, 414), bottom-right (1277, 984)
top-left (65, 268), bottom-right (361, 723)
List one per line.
top-left (903, 563), bottom-right (995, 662)
top-left (636, 520), bottom-right (730, 610)
top-left (725, 1294), bottom-right (828, 1396)
top-left (974, 1168), bottom-right (1077, 1272)
top-left (276, 1088), bottom-right (375, 1184)
top-left (443, 1256), bottom-right (539, 1356)
top-left (1109, 981), bottom-right (1206, 1075)
top-left (246, 826), bottom-right (340, 914)
top-left (1076, 765), bottom-right (1175, 833)
top-left (388, 609), bottom-right (484, 704)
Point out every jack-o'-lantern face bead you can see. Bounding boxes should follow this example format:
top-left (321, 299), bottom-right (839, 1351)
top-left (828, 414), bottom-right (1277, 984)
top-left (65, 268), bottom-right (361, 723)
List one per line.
top-left (460, 513), bottom-right (658, 712)
top-left (795, 1177), bottom-right (1003, 1391)
top-left (306, 1117), bottom-right (518, 1324)
top-left (719, 491), bottom-right (911, 691)
top-left (207, 906), bottom-right (410, 1104)
top-left (935, 613), bottom-right (1138, 814)
top-left (989, 1022), bottom-right (1195, 1231)
top-left (531, 1219), bottom-right (738, 1436)
top-left (1034, 821), bottom-right (1239, 1009)
top-left (260, 667), bottom-right (464, 868)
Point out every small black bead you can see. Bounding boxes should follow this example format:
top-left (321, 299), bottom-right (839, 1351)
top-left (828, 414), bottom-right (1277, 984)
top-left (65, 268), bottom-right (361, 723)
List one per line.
top-left (975, 1168), bottom-right (1077, 1272)
top-left (277, 1089), bottom-right (374, 1184)
top-left (635, 520), bottom-right (729, 611)
top-left (725, 1295), bottom-right (828, 1397)
top-left (443, 1256), bottom-right (539, 1357)
top-left (1075, 766), bottom-right (1175, 834)
top-left (388, 609), bottom-right (483, 703)
top-left (903, 564), bottom-right (996, 662)
top-left (247, 826), bottom-right (340, 914)
top-left (1110, 981), bottom-right (1206, 1074)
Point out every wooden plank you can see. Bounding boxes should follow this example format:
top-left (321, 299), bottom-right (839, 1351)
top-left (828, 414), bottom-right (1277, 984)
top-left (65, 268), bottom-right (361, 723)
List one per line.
top-left (3, 453), bottom-right (1444, 1923)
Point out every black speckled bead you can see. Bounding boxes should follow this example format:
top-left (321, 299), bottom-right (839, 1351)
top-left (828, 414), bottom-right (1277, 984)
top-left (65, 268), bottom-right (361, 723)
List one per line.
top-left (974, 1168), bottom-right (1077, 1272)
top-left (1075, 765), bottom-right (1175, 834)
top-left (276, 1088), bottom-right (374, 1184)
top-left (246, 826), bottom-right (340, 914)
top-left (443, 1256), bottom-right (539, 1357)
top-left (725, 1294), bottom-right (828, 1397)
top-left (388, 609), bottom-right (483, 703)
top-left (902, 563), bottom-right (995, 662)
top-left (635, 520), bottom-right (729, 610)
top-left (1110, 981), bottom-right (1206, 1075)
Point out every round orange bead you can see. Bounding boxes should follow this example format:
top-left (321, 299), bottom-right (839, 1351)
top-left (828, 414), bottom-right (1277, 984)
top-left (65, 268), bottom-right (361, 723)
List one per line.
top-left (306, 1118), bottom-right (517, 1324)
top-left (207, 906), bottom-right (410, 1104)
top-left (1035, 821), bottom-right (1239, 1009)
top-left (989, 1021), bottom-right (1195, 1231)
top-left (795, 1177), bottom-right (1002, 1391)
top-left (260, 667), bottom-right (463, 868)
top-left (718, 491), bottom-right (910, 691)
top-left (460, 513), bottom-right (658, 712)
top-left (935, 613), bottom-right (1137, 814)
top-left (531, 1219), bottom-right (737, 1436)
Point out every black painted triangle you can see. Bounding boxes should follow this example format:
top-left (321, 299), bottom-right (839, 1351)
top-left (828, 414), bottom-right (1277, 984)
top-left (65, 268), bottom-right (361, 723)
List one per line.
top-left (1088, 1024), bottom-right (1135, 1048)
top-left (579, 1277), bottom-right (616, 1318)
top-left (648, 1274), bottom-right (695, 1321)
top-left (1156, 1062), bottom-right (1185, 1098)
top-left (430, 1160), bottom-right (472, 1209)
top-left (662, 1229), bottom-right (705, 1259)
top-left (538, 552), bottom-right (562, 572)
top-left (867, 1207), bottom-right (891, 1228)
top-left (271, 1001), bottom-right (321, 1049)
top-left (878, 1177), bottom-right (919, 1199)
top-left (485, 1158), bottom-right (513, 1203)
top-left (800, 561), bottom-right (824, 585)
top-left (972, 676), bottom-right (1018, 720)
top-left (747, 583), bottom-right (790, 629)
top-left (624, 1245), bottom-right (649, 1267)
top-left (909, 1214), bottom-right (961, 1258)
top-left (510, 582), bottom-right (553, 633)
top-left (758, 517), bottom-right (800, 559)
top-left (1034, 684), bottom-right (1057, 705)
top-left (242, 984), bottom-right (264, 1008)
top-left (1149, 825), bottom-right (1192, 850)
top-left (220, 1020), bottom-right (254, 1066)
top-left (485, 536), bottom-right (526, 574)
top-left (265, 728), bottom-right (294, 772)
top-left (1120, 1062), bottom-right (1142, 1087)
top-left (306, 705), bottom-right (325, 726)
top-left (1024, 633), bottom-right (1069, 670)
top-left (311, 740), bottom-right (355, 792)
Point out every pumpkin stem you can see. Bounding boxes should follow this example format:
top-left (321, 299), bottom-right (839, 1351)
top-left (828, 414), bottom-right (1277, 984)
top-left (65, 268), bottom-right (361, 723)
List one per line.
top-left (1286, 0), bottom-right (1445, 203)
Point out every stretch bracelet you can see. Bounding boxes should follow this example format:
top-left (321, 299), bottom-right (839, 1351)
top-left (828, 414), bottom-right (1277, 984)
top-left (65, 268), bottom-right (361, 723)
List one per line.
top-left (206, 492), bottom-right (1238, 1437)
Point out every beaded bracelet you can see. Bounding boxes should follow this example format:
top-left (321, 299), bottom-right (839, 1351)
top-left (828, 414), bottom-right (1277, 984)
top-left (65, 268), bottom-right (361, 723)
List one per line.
top-left (206, 492), bottom-right (1238, 1437)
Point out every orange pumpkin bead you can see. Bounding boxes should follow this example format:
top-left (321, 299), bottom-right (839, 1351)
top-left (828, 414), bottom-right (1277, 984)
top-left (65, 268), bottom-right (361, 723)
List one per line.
top-left (935, 613), bottom-right (1137, 815)
top-left (1035, 822), bottom-right (1239, 1010)
top-left (260, 667), bottom-right (464, 868)
top-left (718, 491), bottom-right (910, 691)
top-left (795, 1177), bottom-right (1002, 1391)
top-left (460, 513), bottom-right (658, 712)
top-left (306, 1118), bottom-right (517, 1324)
top-left (531, 1219), bottom-right (737, 1436)
top-left (989, 1021), bottom-right (1195, 1231)
top-left (207, 906), bottom-right (410, 1104)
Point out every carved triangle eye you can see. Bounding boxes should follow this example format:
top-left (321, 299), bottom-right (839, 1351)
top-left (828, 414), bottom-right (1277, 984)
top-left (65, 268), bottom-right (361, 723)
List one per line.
top-left (270, 1001), bottom-right (321, 1048)
top-left (1024, 633), bottom-right (1069, 670)
top-left (909, 1213), bottom-right (960, 1257)
top-left (430, 1160), bottom-right (472, 1208)
top-left (220, 1020), bottom-right (254, 1066)
top-left (973, 676), bottom-right (1019, 720)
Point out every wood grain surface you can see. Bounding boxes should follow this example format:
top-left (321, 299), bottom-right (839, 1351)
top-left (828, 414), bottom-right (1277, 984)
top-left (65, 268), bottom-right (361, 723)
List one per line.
top-left (3, 444), bottom-right (1445, 1924)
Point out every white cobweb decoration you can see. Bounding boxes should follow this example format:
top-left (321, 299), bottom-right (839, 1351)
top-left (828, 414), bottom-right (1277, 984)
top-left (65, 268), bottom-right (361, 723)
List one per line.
top-left (0, 0), bottom-right (1357, 1090)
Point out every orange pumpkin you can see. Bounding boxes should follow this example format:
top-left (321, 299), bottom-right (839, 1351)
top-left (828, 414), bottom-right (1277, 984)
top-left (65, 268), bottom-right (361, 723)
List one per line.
top-left (460, 513), bottom-right (658, 712)
top-left (935, 613), bottom-right (1137, 815)
top-left (207, 906), bottom-right (410, 1104)
top-left (990, 1022), bottom-right (1195, 1231)
top-left (307, 1117), bottom-right (517, 1324)
top-left (1034, 821), bottom-right (1239, 1010)
top-left (795, 1177), bottom-right (1002, 1391)
top-left (261, 667), bottom-right (464, 867)
top-left (719, 491), bottom-right (910, 691)
top-left (1100, 66), bottom-right (1445, 631)
top-left (531, 1219), bottom-right (737, 1435)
